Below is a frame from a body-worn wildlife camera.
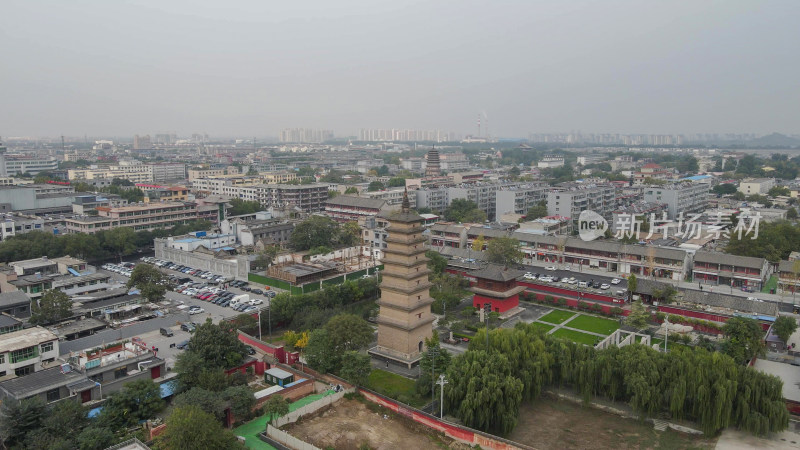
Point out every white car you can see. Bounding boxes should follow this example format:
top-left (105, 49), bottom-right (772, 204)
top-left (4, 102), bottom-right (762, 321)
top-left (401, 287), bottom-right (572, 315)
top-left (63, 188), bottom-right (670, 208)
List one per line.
top-left (250, 298), bottom-right (263, 306)
top-left (600, 284), bottom-right (611, 290)
top-left (545, 266), bottom-right (557, 271)
top-left (188, 307), bottom-right (205, 315)
top-left (611, 278), bottom-right (621, 285)
top-left (523, 273), bottom-right (535, 280)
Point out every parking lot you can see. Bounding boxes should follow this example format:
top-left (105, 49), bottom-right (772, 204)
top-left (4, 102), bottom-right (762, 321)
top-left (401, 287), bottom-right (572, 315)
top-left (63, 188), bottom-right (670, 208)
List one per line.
top-left (519, 264), bottom-right (627, 297)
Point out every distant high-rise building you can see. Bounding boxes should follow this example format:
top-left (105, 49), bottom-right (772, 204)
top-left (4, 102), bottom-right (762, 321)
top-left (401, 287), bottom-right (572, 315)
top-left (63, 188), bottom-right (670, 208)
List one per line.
top-left (278, 128), bottom-right (334, 143)
top-left (425, 149), bottom-right (440, 177)
top-left (133, 134), bottom-right (152, 149)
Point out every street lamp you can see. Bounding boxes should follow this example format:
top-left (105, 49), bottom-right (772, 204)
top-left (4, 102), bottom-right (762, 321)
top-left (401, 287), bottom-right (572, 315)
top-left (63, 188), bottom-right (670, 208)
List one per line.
top-left (664, 317), bottom-right (669, 353)
top-left (429, 348), bottom-right (439, 409)
top-left (436, 374), bottom-right (448, 419)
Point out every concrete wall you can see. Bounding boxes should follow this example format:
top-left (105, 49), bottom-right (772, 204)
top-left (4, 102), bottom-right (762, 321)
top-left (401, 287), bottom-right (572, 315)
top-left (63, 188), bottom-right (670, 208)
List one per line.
top-left (266, 425), bottom-right (320, 450)
top-left (154, 238), bottom-right (249, 280)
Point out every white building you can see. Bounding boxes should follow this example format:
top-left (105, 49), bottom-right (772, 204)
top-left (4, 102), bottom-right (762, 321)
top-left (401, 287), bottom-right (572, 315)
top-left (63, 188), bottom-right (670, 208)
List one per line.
top-left (738, 178), bottom-right (775, 196)
top-left (537, 155), bottom-right (565, 169)
top-left (0, 327), bottom-right (59, 378)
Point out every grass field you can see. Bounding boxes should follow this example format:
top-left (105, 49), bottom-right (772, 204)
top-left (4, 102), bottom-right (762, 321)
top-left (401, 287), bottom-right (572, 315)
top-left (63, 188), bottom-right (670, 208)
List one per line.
top-left (539, 309), bottom-right (576, 324)
top-left (531, 322), bottom-right (555, 332)
top-left (566, 314), bottom-right (620, 335)
top-left (367, 369), bottom-right (426, 407)
top-left (552, 328), bottom-right (601, 346)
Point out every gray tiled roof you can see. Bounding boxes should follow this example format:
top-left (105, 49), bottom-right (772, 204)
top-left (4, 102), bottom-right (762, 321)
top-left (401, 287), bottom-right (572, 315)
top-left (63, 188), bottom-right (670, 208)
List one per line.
top-left (0, 366), bottom-right (86, 399)
top-left (681, 290), bottom-right (778, 316)
top-left (325, 195), bottom-right (386, 209)
top-left (0, 291), bottom-right (30, 308)
top-left (693, 251), bottom-right (766, 270)
top-left (468, 263), bottom-right (525, 282)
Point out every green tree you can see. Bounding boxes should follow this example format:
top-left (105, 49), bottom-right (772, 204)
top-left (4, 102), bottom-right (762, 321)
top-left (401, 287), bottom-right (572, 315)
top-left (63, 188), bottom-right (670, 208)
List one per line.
top-left (325, 314), bottom-right (374, 353)
top-left (251, 245), bottom-right (280, 271)
top-left (471, 234), bottom-right (485, 251)
top-left (173, 387), bottom-right (227, 420)
top-left (627, 274), bottom-right (638, 297)
top-left (387, 177), bottom-right (406, 187)
top-left (430, 274), bottom-right (466, 314)
top-left (444, 350), bottom-right (524, 436)
top-left (626, 301), bottom-right (650, 329)
top-left (344, 186), bottom-right (359, 194)
top-left (367, 181), bottom-right (385, 192)
top-left (30, 289), bottom-right (72, 325)
top-left (304, 329), bottom-right (339, 373)
top-left (76, 427), bottom-right (116, 450)
top-left (486, 236), bottom-right (523, 266)
top-left (773, 316), bottom-right (798, 344)
top-left (290, 216), bottom-right (340, 251)
top-left (105, 226), bottom-right (137, 262)
top-left (224, 385), bottom-right (256, 421)
top-left (416, 344), bottom-right (451, 396)
top-left (425, 250), bottom-right (448, 276)
top-left (722, 317), bottom-right (766, 364)
top-left (228, 198), bottom-right (265, 216)
top-left (43, 400), bottom-right (88, 440)
top-left (155, 406), bottom-right (245, 450)
top-left (126, 264), bottom-right (167, 302)
top-left (712, 184), bottom-right (737, 195)
top-left (0, 396), bottom-right (47, 447)
top-left (768, 186), bottom-right (791, 197)
top-left (526, 201), bottom-right (548, 220)
top-left (787, 207), bottom-right (798, 220)
top-left (187, 319), bottom-right (247, 369)
top-left (444, 199), bottom-right (487, 223)
top-left (339, 351), bottom-right (372, 386)
top-left (651, 285), bottom-right (678, 304)
top-left (262, 395), bottom-right (290, 426)
top-left (98, 379), bottom-right (165, 429)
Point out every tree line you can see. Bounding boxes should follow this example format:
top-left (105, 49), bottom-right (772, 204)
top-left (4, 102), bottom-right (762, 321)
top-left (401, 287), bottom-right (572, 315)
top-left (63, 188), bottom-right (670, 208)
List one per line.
top-left (440, 322), bottom-right (788, 437)
top-left (0, 220), bottom-right (212, 263)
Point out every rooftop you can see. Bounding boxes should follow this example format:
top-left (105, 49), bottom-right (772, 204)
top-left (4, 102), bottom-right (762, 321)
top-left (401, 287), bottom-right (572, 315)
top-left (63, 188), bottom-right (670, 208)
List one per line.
top-left (325, 195), bottom-right (387, 209)
top-left (0, 327), bottom-right (58, 353)
top-left (0, 291), bottom-right (30, 308)
top-left (469, 263), bottom-right (525, 282)
top-left (10, 257), bottom-right (58, 269)
top-left (0, 366), bottom-right (87, 399)
top-left (754, 359), bottom-right (800, 403)
top-left (693, 251), bottom-right (766, 269)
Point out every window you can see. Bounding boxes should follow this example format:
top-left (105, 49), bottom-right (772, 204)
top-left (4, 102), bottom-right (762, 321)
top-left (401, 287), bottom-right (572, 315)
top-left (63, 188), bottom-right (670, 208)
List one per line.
top-left (40, 342), bottom-right (54, 353)
top-left (14, 365), bottom-right (32, 377)
top-left (0, 354), bottom-right (4, 364)
top-left (114, 367), bottom-right (128, 379)
top-left (10, 346), bottom-right (37, 364)
top-left (46, 388), bottom-right (61, 402)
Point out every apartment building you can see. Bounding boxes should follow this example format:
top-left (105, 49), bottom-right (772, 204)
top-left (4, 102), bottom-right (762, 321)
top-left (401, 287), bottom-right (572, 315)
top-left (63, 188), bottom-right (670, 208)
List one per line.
top-left (325, 196), bottom-right (391, 223)
top-left (643, 182), bottom-right (710, 220)
top-left (738, 178), bottom-right (775, 196)
top-left (0, 327), bottom-right (59, 378)
top-left (537, 155), bottom-right (565, 168)
top-left (150, 163), bottom-right (187, 182)
top-left (547, 183), bottom-right (617, 220)
top-left (448, 183), bottom-right (503, 220)
top-left (188, 168), bottom-right (226, 181)
top-left (495, 184), bottom-right (549, 217)
top-left (439, 152), bottom-right (470, 171)
top-left (65, 202), bottom-right (206, 234)
top-left (400, 157), bottom-right (425, 172)
top-left (362, 188), bottom-right (417, 209)
top-left (692, 251), bottom-right (770, 291)
top-left (361, 215), bottom-right (389, 258)
top-left (4, 157), bottom-right (59, 176)
top-left (633, 164), bottom-right (675, 185)
top-left (68, 162), bottom-right (186, 184)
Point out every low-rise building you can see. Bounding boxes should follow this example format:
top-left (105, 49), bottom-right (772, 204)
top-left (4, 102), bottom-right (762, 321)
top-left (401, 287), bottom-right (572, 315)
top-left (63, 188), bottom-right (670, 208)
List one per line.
top-left (65, 201), bottom-right (207, 234)
top-left (777, 260), bottom-right (800, 295)
top-left (692, 251), bottom-right (770, 291)
top-left (362, 188), bottom-right (417, 209)
top-left (537, 155), bottom-right (565, 168)
top-left (738, 178), bottom-right (775, 196)
top-left (0, 327), bottom-right (59, 378)
top-left (0, 292), bottom-right (31, 319)
top-left (325, 196), bottom-right (390, 223)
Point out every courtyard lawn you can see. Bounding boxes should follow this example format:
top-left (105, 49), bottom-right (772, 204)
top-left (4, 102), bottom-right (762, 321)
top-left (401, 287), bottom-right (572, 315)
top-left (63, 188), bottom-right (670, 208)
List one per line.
top-left (566, 314), bottom-right (620, 335)
top-left (552, 328), bottom-right (601, 346)
top-left (539, 309), bottom-right (576, 325)
top-left (531, 322), bottom-right (555, 333)
top-left (367, 369), bottom-right (426, 407)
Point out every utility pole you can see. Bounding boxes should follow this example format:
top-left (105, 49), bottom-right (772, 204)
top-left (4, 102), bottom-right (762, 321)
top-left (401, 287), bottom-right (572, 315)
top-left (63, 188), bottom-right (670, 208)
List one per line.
top-left (258, 309), bottom-right (262, 340)
top-left (484, 303), bottom-right (491, 350)
top-left (664, 317), bottom-right (669, 353)
top-left (430, 347), bottom-right (439, 409)
top-left (436, 374), bottom-right (448, 418)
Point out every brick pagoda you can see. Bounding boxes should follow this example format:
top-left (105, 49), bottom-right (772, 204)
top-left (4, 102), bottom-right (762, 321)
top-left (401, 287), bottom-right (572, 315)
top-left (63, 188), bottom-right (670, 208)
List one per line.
top-left (369, 190), bottom-right (434, 369)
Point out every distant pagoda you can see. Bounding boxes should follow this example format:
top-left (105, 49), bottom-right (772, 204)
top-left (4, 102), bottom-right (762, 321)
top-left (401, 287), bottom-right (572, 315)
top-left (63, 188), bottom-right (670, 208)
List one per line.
top-left (369, 189), bottom-right (434, 368)
top-left (425, 148), bottom-right (441, 177)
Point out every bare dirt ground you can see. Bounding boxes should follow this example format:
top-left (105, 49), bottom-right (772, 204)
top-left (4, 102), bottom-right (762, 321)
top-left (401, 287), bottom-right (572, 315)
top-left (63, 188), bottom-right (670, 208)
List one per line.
top-left (510, 394), bottom-right (717, 450)
top-left (282, 397), bottom-right (472, 450)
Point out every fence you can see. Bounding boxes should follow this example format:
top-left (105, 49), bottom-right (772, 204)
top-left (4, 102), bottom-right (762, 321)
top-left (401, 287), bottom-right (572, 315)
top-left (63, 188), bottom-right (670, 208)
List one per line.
top-left (266, 426), bottom-right (320, 450)
top-left (272, 389), bottom-right (353, 427)
top-left (357, 387), bottom-right (532, 450)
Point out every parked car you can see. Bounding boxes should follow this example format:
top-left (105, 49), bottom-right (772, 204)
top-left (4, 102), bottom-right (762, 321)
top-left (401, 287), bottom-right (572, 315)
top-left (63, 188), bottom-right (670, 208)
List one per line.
top-left (245, 346), bottom-right (256, 355)
top-left (251, 289), bottom-right (263, 295)
top-left (188, 307), bottom-right (204, 315)
top-left (176, 340), bottom-right (190, 350)
top-left (180, 323), bottom-right (196, 333)
top-left (250, 298), bottom-right (263, 306)
top-left (611, 278), bottom-right (621, 285)
top-left (545, 266), bottom-right (557, 271)
top-left (600, 283), bottom-right (611, 290)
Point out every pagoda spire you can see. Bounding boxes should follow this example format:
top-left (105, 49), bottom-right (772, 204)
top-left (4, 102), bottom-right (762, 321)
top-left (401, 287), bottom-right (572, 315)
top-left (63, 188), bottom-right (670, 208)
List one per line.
top-left (402, 188), bottom-right (410, 213)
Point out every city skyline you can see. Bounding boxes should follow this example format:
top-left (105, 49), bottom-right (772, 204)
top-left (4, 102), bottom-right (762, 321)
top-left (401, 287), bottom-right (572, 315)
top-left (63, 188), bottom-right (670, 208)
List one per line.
top-left (2, 1), bottom-right (799, 137)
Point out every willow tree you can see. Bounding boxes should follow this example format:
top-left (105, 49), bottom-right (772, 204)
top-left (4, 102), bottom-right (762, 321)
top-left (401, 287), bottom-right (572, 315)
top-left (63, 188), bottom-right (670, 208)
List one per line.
top-left (444, 350), bottom-right (523, 436)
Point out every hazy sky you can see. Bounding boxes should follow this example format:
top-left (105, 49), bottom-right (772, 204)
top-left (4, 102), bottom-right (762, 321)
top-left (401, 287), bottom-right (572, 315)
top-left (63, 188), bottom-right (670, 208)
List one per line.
top-left (2, 1), bottom-right (798, 138)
